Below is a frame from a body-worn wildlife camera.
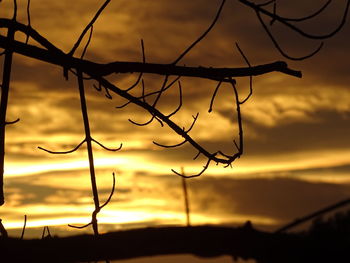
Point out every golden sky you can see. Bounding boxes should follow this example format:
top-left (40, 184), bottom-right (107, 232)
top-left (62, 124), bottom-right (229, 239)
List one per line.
top-left (1, 1), bottom-right (350, 254)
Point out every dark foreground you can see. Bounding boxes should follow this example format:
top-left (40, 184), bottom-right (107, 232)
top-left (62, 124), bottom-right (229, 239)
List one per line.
top-left (0, 223), bottom-right (348, 263)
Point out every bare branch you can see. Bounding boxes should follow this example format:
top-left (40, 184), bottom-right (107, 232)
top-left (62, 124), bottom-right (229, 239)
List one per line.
top-left (153, 139), bottom-right (187, 148)
top-left (5, 117), bottom-right (19, 125)
top-left (276, 0), bottom-right (332, 22)
top-left (0, 32), bottom-right (303, 78)
top-left (80, 25), bottom-right (93, 59)
top-left (68, 222), bottom-right (92, 229)
top-left (184, 113), bottom-right (199, 133)
top-left (172, 159), bottom-right (211, 178)
top-left (25, 0), bottom-right (31, 44)
top-left (239, 0), bottom-right (350, 40)
top-left (125, 39), bottom-right (145, 92)
top-left (256, 10), bottom-right (324, 60)
top-left (235, 43), bottom-right (253, 104)
top-left (172, 0), bottom-right (226, 64)
top-left (20, 215), bottom-right (27, 240)
top-left (208, 81), bottom-right (222, 113)
top-left (99, 172), bottom-right (116, 209)
top-left (166, 81), bottom-right (183, 118)
top-left (68, 0), bottom-right (111, 56)
top-left (38, 139), bottom-right (85, 154)
top-left (12, 0), bottom-right (17, 21)
top-left (91, 138), bottom-right (122, 152)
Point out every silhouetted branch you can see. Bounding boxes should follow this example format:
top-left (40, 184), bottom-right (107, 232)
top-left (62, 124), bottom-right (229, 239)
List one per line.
top-left (172, 0), bottom-right (226, 64)
top-left (12, 0), bottom-right (17, 20)
top-left (239, 0), bottom-right (350, 40)
top-left (235, 43), bottom-right (252, 104)
top-left (166, 81), bottom-right (183, 118)
top-left (125, 39), bottom-right (145, 92)
top-left (208, 81), bottom-right (223, 113)
top-left (172, 158), bottom-right (211, 178)
top-left (77, 70), bottom-right (100, 236)
top-left (100, 172), bottom-right (116, 209)
top-left (153, 139), bottom-right (187, 148)
top-left (255, 10), bottom-right (324, 60)
top-left (80, 25), bottom-right (93, 59)
top-left (0, 29), bottom-right (302, 79)
top-left (275, 0), bottom-right (332, 22)
top-left (275, 197), bottom-right (350, 233)
top-left (5, 118), bottom-right (19, 125)
top-left (38, 139), bottom-right (85, 154)
top-left (68, 0), bottom-right (111, 56)
top-left (184, 113), bottom-right (199, 133)
top-left (20, 215), bottom-right (27, 240)
top-left (91, 138), bottom-right (122, 152)
top-left (0, 19), bottom-right (15, 206)
top-left (25, 0), bottom-right (31, 44)
top-left (68, 222), bottom-right (92, 229)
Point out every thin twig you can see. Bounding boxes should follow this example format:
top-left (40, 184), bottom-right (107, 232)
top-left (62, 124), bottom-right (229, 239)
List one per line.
top-left (20, 215), bottom-right (27, 240)
top-left (239, 0), bottom-right (350, 40)
top-left (80, 25), bottom-right (93, 59)
top-left (153, 139), bottom-right (187, 148)
top-left (208, 81), bottom-right (222, 113)
top-left (275, 198), bottom-right (350, 233)
top-left (38, 139), bottom-right (85, 154)
top-left (69, 0), bottom-right (111, 56)
top-left (172, 0), bottom-right (226, 64)
top-left (256, 10), bottom-right (324, 60)
top-left (100, 172), bottom-right (116, 209)
top-left (235, 43), bottom-right (252, 104)
top-left (92, 138), bottom-right (122, 152)
top-left (167, 81), bottom-right (183, 118)
top-left (25, 0), bottom-right (31, 44)
top-left (77, 70), bottom-right (100, 236)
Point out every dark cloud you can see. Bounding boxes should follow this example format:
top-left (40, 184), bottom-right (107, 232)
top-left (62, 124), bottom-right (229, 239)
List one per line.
top-left (187, 176), bottom-right (350, 223)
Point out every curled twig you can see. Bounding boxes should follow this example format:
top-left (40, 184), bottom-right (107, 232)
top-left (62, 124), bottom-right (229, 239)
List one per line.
top-left (38, 139), bottom-right (85, 154)
top-left (172, 159), bottom-right (211, 178)
top-left (92, 138), bottom-right (122, 152)
top-left (153, 139), bottom-right (187, 148)
top-left (5, 118), bottom-right (19, 125)
top-left (125, 39), bottom-right (145, 92)
top-left (100, 172), bottom-right (116, 209)
top-left (68, 222), bottom-right (92, 229)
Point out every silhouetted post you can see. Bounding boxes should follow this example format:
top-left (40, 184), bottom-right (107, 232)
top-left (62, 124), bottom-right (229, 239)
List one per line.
top-left (181, 167), bottom-right (191, 226)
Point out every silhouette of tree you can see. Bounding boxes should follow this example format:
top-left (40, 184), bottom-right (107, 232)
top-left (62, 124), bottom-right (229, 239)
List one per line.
top-left (0, 0), bottom-right (349, 262)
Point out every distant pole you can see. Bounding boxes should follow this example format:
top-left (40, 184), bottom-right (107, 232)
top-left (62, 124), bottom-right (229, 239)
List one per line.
top-left (181, 167), bottom-right (191, 227)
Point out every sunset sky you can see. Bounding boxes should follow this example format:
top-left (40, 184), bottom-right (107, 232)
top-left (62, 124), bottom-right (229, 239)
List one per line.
top-left (0, 1), bottom-right (350, 258)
